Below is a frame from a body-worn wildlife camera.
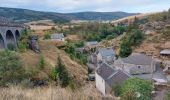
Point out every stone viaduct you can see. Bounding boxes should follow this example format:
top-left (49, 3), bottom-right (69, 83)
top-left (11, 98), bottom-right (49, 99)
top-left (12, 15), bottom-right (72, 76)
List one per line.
top-left (0, 19), bottom-right (24, 49)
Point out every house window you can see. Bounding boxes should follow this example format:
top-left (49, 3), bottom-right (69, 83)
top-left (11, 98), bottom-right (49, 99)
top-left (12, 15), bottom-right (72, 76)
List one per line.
top-left (138, 66), bottom-right (141, 69)
top-left (168, 67), bottom-right (170, 70)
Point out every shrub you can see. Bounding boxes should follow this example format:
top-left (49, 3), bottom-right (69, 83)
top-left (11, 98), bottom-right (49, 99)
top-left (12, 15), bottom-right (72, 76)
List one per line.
top-left (39, 55), bottom-right (45, 69)
top-left (121, 78), bottom-right (153, 100)
top-left (165, 92), bottom-right (170, 100)
top-left (51, 56), bottom-right (70, 87)
top-left (17, 29), bottom-right (30, 52)
top-left (0, 50), bottom-right (28, 86)
top-left (7, 43), bottom-right (16, 51)
top-left (112, 83), bottom-right (122, 97)
top-left (119, 41), bottom-right (132, 58)
top-left (119, 29), bottom-right (144, 57)
top-left (121, 90), bottom-right (137, 100)
top-left (44, 33), bottom-right (51, 40)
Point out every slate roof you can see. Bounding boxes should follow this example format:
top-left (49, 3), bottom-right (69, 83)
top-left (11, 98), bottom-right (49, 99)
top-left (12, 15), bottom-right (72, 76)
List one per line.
top-left (96, 63), bottom-right (114, 80)
top-left (51, 33), bottom-right (64, 39)
top-left (98, 48), bottom-right (115, 57)
top-left (107, 70), bottom-right (131, 86)
top-left (96, 63), bottom-right (130, 86)
top-left (160, 49), bottom-right (170, 55)
top-left (86, 41), bottom-right (98, 46)
top-left (121, 53), bottom-right (153, 65)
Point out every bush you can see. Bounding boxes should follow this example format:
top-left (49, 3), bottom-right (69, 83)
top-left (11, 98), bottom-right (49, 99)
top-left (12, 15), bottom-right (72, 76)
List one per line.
top-left (39, 55), bottom-right (45, 69)
top-left (17, 29), bottom-right (30, 52)
top-left (121, 78), bottom-right (153, 100)
top-left (119, 29), bottom-right (144, 57)
top-left (44, 33), bottom-right (51, 40)
top-left (121, 90), bottom-right (137, 100)
top-left (7, 43), bottom-right (16, 51)
top-left (0, 50), bottom-right (28, 86)
top-left (165, 92), bottom-right (170, 100)
top-left (119, 41), bottom-right (132, 58)
top-left (64, 42), bottom-right (87, 65)
top-left (51, 56), bottom-right (70, 87)
top-left (112, 83), bottom-right (122, 97)
top-left (74, 41), bottom-right (84, 47)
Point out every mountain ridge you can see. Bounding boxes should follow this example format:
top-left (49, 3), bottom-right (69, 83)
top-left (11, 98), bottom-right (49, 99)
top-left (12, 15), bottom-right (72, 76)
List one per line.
top-left (0, 7), bottom-right (139, 23)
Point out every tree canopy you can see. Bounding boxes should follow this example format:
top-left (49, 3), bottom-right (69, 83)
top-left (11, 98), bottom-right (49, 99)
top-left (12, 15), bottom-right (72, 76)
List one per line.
top-left (121, 78), bottom-right (153, 100)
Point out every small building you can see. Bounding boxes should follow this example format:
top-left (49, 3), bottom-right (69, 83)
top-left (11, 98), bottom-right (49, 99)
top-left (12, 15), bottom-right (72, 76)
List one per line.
top-left (88, 54), bottom-right (97, 64)
top-left (97, 47), bottom-right (116, 63)
top-left (95, 63), bottom-right (130, 96)
top-left (75, 47), bottom-right (84, 53)
top-left (163, 61), bottom-right (170, 73)
top-left (114, 53), bottom-right (157, 75)
top-left (50, 33), bottom-right (65, 41)
top-left (84, 41), bottom-right (98, 51)
top-left (160, 49), bottom-right (170, 56)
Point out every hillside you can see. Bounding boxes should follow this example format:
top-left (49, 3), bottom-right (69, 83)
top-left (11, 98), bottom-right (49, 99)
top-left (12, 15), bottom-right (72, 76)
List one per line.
top-left (102, 10), bottom-right (170, 61)
top-left (0, 7), bottom-right (138, 23)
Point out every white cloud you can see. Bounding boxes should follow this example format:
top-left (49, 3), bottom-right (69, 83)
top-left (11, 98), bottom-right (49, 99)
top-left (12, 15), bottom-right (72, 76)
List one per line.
top-left (0, 0), bottom-right (169, 13)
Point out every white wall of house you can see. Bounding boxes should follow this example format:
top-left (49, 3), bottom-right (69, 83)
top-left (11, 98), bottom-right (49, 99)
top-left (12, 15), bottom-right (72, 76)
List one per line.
top-left (51, 38), bottom-right (65, 41)
top-left (97, 53), bottom-right (115, 63)
top-left (97, 53), bottom-right (103, 62)
top-left (114, 59), bottom-right (156, 75)
top-left (95, 72), bottom-right (106, 95)
top-left (123, 63), bottom-right (156, 75)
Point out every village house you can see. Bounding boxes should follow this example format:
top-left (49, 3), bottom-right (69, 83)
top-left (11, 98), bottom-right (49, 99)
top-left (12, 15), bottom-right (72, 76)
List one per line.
top-left (114, 53), bottom-right (157, 75)
top-left (50, 33), bottom-right (65, 41)
top-left (160, 49), bottom-right (170, 56)
top-left (114, 53), bottom-right (167, 85)
top-left (97, 47), bottom-right (116, 63)
top-left (95, 63), bottom-right (131, 96)
top-left (84, 41), bottom-right (98, 51)
top-left (163, 61), bottom-right (170, 73)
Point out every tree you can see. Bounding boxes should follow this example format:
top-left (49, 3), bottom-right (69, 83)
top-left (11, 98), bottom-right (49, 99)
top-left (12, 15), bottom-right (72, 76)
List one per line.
top-left (39, 55), bottom-right (45, 69)
top-left (121, 78), bottom-right (153, 100)
top-left (119, 41), bottom-right (132, 58)
top-left (0, 50), bottom-right (27, 86)
top-left (119, 29), bottom-right (144, 57)
top-left (55, 57), bottom-right (70, 87)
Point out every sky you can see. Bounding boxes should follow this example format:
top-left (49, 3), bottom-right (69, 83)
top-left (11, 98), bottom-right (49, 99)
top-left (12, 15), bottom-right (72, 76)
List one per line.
top-left (0, 0), bottom-right (170, 13)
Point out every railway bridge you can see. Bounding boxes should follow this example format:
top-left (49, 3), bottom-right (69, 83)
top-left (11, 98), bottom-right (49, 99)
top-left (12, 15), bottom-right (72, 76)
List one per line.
top-left (0, 17), bottom-right (24, 49)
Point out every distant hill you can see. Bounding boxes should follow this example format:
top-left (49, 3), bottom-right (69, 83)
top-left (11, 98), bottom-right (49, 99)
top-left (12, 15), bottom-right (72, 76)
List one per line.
top-left (0, 7), bottom-right (138, 23)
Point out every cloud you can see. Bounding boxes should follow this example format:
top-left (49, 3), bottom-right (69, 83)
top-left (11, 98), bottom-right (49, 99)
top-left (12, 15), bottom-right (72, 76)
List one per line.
top-left (0, 0), bottom-right (169, 13)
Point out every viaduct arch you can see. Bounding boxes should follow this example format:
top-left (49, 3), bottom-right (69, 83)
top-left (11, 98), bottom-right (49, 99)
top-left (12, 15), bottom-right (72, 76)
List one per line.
top-left (0, 26), bottom-right (24, 49)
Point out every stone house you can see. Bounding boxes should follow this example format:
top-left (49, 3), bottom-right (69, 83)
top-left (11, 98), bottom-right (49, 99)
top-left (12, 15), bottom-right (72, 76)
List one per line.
top-left (97, 47), bottom-right (116, 63)
top-left (50, 33), bottom-right (65, 41)
top-left (84, 41), bottom-right (98, 51)
top-left (114, 53), bottom-right (156, 75)
top-left (160, 49), bottom-right (170, 56)
top-left (95, 63), bottom-right (130, 96)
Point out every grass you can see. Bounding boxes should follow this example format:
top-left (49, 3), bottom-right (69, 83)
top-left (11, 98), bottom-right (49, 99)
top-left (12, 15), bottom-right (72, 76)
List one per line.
top-left (0, 85), bottom-right (101, 100)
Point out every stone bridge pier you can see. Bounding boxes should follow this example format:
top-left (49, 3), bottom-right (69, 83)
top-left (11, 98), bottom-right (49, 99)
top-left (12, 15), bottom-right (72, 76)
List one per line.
top-left (0, 26), bottom-right (24, 49)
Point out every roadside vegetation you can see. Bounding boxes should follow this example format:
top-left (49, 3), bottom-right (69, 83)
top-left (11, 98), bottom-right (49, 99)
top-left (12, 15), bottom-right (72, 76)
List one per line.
top-left (111, 78), bottom-right (153, 100)
top-left (51, 56), bottom-right (70, 88)
top-left (119, 18), bottom-right (145, 57)
top-left (0, 50), bottom-right (29, 86)
top-left (58, 23), bottom-right (127, 41)
top-left (64, 42), bottom-right (87, 65)
top-left (17, 29), bottom-right (31, 52)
